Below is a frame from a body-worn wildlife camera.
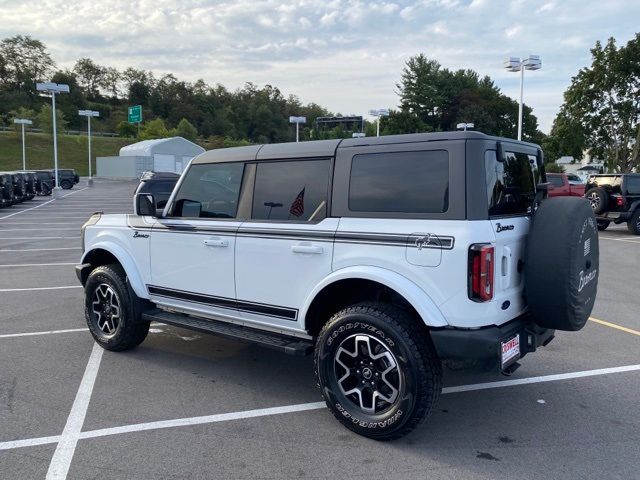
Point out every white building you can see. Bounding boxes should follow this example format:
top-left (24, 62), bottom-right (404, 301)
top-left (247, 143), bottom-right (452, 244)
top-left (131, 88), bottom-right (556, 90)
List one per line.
top-left (554, 155), bottom-right (604, 182)
top-left (97, 137), bottom-right (205, 179)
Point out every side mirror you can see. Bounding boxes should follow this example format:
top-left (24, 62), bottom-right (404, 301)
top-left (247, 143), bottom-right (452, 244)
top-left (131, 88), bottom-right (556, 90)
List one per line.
top-left (135, 193), bottom-right (157, 217)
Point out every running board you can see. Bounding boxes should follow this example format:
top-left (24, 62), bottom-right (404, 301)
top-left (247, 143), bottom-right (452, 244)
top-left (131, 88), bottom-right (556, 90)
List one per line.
top-left (142, 309), bottom-right (314, 356)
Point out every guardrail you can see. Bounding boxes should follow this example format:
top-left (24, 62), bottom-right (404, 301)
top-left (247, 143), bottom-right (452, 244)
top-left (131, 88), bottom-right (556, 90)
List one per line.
top-left (0, 126), bottom-right (120, 137)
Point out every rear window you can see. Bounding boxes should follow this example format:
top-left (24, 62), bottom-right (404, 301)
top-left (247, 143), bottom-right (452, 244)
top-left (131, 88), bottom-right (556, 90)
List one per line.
top-left (349, 150), bottom-right (449, 213)
top-left (548, 175), bottom-right (564, 187)
top-left (485, 150), bottom-right (539, 217)
top-left (626, 176), bottom-right (640, 194)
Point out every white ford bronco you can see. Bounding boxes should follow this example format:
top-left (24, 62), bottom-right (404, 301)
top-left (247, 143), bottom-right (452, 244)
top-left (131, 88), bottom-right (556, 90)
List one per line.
top-left (77, 131), bottom-right (599, 440)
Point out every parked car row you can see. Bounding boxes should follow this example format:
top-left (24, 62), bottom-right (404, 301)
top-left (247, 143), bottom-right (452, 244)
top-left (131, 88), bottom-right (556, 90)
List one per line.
top-left (0, 168), bottom-right (79, 207)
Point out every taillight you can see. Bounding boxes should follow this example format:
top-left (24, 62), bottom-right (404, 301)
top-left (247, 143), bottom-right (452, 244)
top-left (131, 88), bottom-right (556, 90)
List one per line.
top-left (469, 244), bottom-right (495, 302)
top-left (615, 195), bottom-right (625, 207)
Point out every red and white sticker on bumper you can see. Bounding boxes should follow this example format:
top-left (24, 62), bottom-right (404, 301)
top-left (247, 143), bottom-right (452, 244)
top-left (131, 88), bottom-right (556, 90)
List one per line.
top-left (501, 334), bottom-right (521, 368)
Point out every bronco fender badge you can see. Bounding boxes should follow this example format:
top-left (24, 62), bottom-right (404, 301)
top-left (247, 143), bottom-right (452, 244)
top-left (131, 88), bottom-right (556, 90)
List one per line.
top-left (133, 231), bottom-right (149, 238)
top-left (496, 223), bottom-right (515, 233)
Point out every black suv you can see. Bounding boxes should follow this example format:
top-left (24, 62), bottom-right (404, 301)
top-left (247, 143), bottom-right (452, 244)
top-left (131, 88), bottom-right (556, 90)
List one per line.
top-left (0, 173), bottom-right (15, 207)
top-left (34, 170), bottom-right (54, 196)
top-left (55, 169), bottom-right (80, 189)
top-left (585, 174), bottom-right (640, 234)
top-left (134, 171), bottom-right (180, 212)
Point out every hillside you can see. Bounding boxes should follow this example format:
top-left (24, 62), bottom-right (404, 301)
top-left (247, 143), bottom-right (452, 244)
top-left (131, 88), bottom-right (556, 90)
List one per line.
top-left (0, 131), bottom-right (132, 175)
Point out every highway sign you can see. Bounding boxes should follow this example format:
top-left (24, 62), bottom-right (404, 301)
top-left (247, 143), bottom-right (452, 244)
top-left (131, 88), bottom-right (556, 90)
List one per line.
top-left (128, 105), bottom-right (142, 123)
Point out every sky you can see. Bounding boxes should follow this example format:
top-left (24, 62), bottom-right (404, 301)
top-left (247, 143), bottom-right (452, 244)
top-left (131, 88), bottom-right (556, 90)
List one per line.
top-left (1, 0), bottom-right (638, 133)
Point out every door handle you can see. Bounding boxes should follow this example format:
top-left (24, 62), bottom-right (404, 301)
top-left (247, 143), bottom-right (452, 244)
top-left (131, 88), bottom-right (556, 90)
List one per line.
top-left (291, 244), bottom-right (323, 254)
top-left (204, 237), bottom-right (229, 248)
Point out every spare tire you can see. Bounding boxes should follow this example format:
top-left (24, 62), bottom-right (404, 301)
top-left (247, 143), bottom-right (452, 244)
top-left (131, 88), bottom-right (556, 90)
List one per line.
top-left (525, 197), bottom-right (599, 331)
top-left (585, 187), bottom-right (608, 214)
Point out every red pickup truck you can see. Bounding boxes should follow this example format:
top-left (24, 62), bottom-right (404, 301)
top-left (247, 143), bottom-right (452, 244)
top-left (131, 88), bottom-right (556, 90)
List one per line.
top-left (547, 173), bottom-right (586, 197)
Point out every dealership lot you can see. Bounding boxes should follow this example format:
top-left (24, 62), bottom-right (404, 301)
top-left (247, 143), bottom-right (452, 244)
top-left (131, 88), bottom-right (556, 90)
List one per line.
top-left (1, 180), bottom-right (639, 480)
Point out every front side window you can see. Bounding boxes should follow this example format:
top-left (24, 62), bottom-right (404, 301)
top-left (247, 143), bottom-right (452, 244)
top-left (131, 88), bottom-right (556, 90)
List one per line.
top-left (349, 150), bottom-right (449, 213)
top-left (170, 162), bottom-right (244, 218)
top-left (486, 150), bottom-right (539, 217)
top-left (252, 159), bottom-right (331, 221)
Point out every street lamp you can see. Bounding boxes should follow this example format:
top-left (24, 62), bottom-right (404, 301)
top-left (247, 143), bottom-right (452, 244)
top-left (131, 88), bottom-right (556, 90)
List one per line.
top-left (36, 82), bottom-right (70, 199)
top-left (79, 110), bottom-right (100, 186)
top-left (368, 109), bottom-right (389, 137)
top-left (289, 116), bottom-right (306, 143)
top-left (456, 122), bottom-right (474, 131)
top-left (13, 118), bottom-right (33, 170)
top-left (504, 55), bottom-right (541, 141)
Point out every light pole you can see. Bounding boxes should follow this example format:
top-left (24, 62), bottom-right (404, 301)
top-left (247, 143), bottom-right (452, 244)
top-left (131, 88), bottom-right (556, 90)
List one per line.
top-left (13, 118), bottom-right (33, 170)
top-left (368, 109), bottom-right (389, 137)
top-left (36, 82), bottom-right (70, 198)
top-left (504, 55), bottom-right (541, 141)
top-left (79, 110), bottom-right (100, 186)
top-left (456, 122), bottom-right (474, 131)
top-left (289, 116), bottom-right (306, 142)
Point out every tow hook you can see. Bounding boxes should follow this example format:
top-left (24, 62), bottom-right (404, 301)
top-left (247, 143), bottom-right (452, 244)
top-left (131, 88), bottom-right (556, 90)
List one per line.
top-left (501, 362), bottom-right (521, 376)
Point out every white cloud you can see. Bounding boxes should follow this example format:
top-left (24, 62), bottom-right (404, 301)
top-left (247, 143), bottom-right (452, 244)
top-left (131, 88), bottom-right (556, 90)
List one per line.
top-left (0, 0), bottom-right (638, 132)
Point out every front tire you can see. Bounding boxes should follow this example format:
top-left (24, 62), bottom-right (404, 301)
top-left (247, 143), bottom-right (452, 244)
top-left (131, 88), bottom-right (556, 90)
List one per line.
top-left (84, 264), bottom-right (149, 351)
top-left (597, 219), bottom-right (610, 231)
top-left (314, 302), bottom-right (442, 440)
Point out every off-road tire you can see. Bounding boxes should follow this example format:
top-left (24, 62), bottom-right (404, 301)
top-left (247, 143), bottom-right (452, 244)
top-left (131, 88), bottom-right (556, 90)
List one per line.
top-left (60, 179), bottom-right (73, 190)
top-left (84, 264), bottom-right (150, 351)
top-left (597, 219), bottom-right (610, 231)
top-left (627, 209), bottom-right (640, 235)
top-left (586, 187), bottom-right (608, 215)
top-left (314, 302), bottom-right (442, 440)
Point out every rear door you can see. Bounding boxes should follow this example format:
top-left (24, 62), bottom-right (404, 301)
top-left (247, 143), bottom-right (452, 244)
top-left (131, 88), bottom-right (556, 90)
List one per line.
top-left (485, 148), bottom-right (540, 315)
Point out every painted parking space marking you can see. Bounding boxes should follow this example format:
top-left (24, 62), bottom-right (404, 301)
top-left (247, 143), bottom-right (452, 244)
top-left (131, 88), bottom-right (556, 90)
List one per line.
top-left (0, 328), bottom-right (88, 339)
top-left (0, 285), bottom-right (82, 292)
top-left (0, 228), bottom-right (80, 231)
top-left (0, 236), bottom-right (79, 240)
top-left (46, 343), bottom-right (103, 480)
top-left (599, 236), bottom-right (640, 244)
top-left (0, 262), bottom-right (76, 268)
top-left (590, 317), bottom-right (640, 337)
top-left (0, 247), bottom-right (81, 252)
top-left (0, 198), bottom-right (56, 220)
top-left (1, 363), bottom-right (639, 453)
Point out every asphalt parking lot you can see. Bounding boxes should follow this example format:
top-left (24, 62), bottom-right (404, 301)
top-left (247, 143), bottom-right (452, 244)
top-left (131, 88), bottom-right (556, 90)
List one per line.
top-left (1, 180), bottom-right (639, 480)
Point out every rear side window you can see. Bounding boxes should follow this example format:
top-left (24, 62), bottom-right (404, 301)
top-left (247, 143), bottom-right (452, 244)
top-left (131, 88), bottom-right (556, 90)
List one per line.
top-left (349, 150), bottom-right (449, 213)
top-left (252, 159), bottom-right (331, 221)
top-left (486, 150), bottom-right (539, 217)
top-left (170, 162), bottom-right (244, 218)
top-left (625, 176), bottom-right (640, 194)
top-left (548, 175), bottom-right (564, 187)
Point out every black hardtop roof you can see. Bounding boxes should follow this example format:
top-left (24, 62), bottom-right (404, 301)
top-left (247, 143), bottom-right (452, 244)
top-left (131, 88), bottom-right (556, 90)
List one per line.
top-left (192, 131), bottom-right (540, 164)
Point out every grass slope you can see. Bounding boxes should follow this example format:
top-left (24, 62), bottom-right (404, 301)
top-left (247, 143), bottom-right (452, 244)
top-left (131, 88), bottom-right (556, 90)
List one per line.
top-left (0, 131), bottom-right (131, 175)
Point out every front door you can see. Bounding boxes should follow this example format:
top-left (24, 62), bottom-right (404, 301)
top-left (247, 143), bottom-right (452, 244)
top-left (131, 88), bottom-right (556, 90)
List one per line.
top-left (149, 161), bottom-right (246, 320)
top-left (234, 158), bottom-right (336, 332)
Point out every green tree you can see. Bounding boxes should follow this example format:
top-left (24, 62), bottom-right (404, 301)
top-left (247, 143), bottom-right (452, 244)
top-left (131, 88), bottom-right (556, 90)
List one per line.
top-left (36, 104), bottom-right (68, 137)
top-left (116, 121), bottom-right (138, 138)
top-left (542, 110), bottom-right (586, 163)
top-left (73, 58), bottom-right (106, 99)
top-left (175, 118), bottom-right (198, 141)
top-left (139, 118), bottom-right (169, 140)
top-left (560, 35), bottom-right (640, 172)
top-left (0, 35), bottom-right (55, 91)
top-left (544, 163), bottom-right (566, 173)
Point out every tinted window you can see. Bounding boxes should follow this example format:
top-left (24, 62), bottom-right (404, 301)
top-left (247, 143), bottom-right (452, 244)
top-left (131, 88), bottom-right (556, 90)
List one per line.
top-left (548, 175), bottom-right (564, 187)
top-left (486, 150), bottom-right (539, 216)
top-left (349, 150), bottom-right (449, 213)
top-left (626, 176), bottom-right (640, 194)
top-left (566, 174), bottom-right (582, 182)
top-left (171, 163), bottom-right (244, 218)
top-left (252, 159), bottom-right (330, 221)
top-left (142, 180), bottom-right (177, 195)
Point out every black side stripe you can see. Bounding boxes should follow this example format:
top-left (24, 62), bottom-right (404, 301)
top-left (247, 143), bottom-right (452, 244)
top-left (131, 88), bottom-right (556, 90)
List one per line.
top-left (147, 285), bottom-right (298, 321)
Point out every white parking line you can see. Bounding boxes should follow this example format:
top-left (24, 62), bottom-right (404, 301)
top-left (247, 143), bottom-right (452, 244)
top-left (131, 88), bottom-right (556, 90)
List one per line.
top-left (0, 286), bottom-right (82, 292)
top-left (0, 247), bottom-right (81, 252)
top-left (46, 343), bottom-right (103, 480)
top-left (0, 222), bottom-right (84, 226)
top-left (0, 228), bottom-right (79, 231)
top-left (0, 237), bottom-right (79, 240)
top-left (0, 198), bottom-right (55, 220)
top-left (599, 236), bottom-right (640, 244)
top-left (0, 263), bottom-right (76, 268)
top-left (0, 328), bottom-right (88, 338)
top-left (1, 363), bottom-right (639, 453)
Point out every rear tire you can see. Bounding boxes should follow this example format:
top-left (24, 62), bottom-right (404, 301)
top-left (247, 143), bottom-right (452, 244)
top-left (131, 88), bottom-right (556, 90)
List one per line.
top-left (597, 220), bottom-right (610, 231)
top-left (314, 302), bottom-right (442, 440)
top-left (627, 210), bottom-right (640, 235)
top-left (84, 264), bottom-right (150, 351)
top-left (585, 188), bottom-right (608, 214)
top-left (60, 179), bottom-right (72, 190)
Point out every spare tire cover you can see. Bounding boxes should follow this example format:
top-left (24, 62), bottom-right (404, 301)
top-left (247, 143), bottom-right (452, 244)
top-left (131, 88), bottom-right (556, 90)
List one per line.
top-left (525, 197), bottom-right (599, 331)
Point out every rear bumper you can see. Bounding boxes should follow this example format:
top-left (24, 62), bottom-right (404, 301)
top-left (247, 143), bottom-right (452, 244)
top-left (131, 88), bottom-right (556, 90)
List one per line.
top-left (430, 314), bottom-right (555, 371)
